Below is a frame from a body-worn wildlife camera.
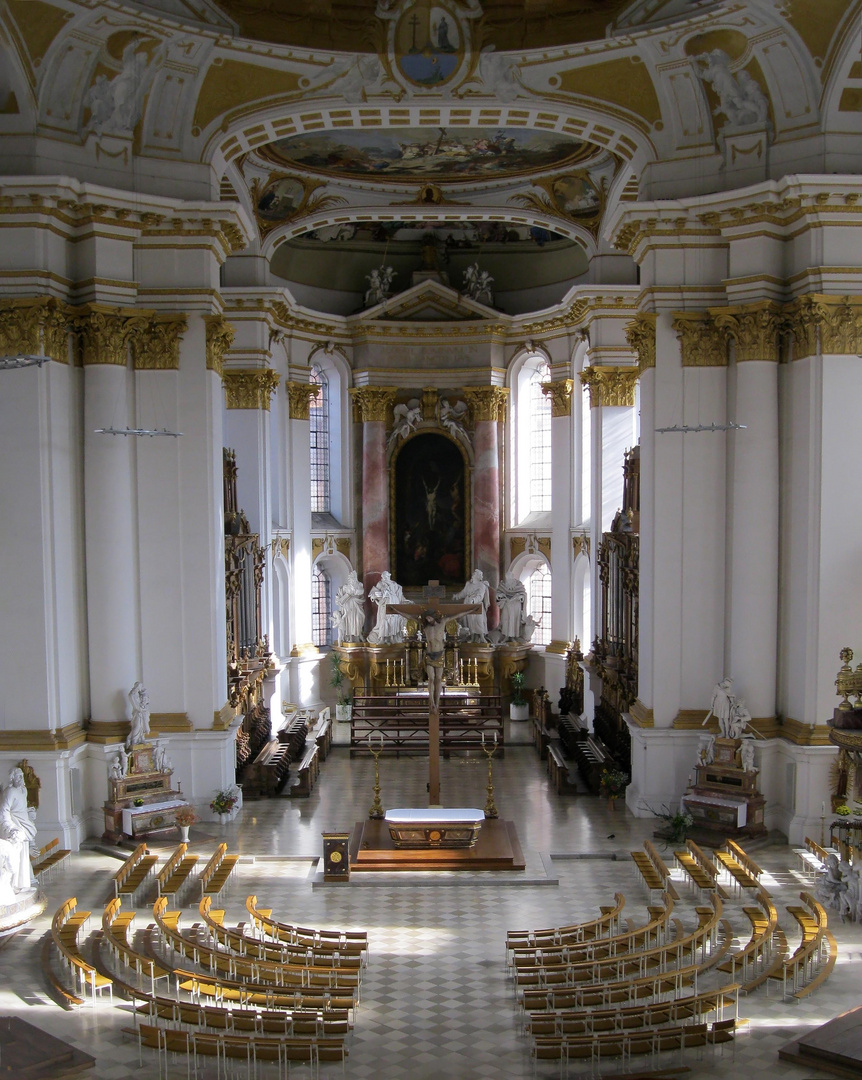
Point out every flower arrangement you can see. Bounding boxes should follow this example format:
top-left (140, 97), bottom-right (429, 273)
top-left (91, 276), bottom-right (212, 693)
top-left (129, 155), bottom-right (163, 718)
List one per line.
top-left (599, 768), bottom-right (629, 799)
top-left (132, 798), bottom-right (144, 807)
top-left (835, 803), bottom-right (852, 816)
top-left (210, 790), bottom-right (237, 815)
top-left (641, 802), bottom-right (695, 845)
top-left (175, 806), bottom-right (197, 827)
top-left (509, 671), bottom-right (528, 708)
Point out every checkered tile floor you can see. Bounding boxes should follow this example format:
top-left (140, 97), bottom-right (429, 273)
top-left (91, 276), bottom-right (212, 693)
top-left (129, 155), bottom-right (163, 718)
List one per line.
top-left (2, 746), bottom-right (857, 1078)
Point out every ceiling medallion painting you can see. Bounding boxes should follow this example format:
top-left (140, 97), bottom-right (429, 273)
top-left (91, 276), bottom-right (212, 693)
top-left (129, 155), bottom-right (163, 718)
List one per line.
top-left (511, 151), bottom-right (617, 234)
top-left (251, 174), bottom-right (346, 235)
top-left (387, 1), bottom-right (474, 90)
top-left (259, 126), bottom-right (600, 183)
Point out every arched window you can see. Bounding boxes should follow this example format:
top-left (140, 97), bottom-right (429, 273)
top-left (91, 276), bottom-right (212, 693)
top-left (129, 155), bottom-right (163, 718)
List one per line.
top-left (527, 562), bottom-right (552, 646)
top-left (528, 362), bottom-right (552, 514)
top-left (311, 563), bottom-right (332, 648)
top-left (512, 354), bottom-right (552, 524)
top-left (309, 364), bottom-right (330, 514)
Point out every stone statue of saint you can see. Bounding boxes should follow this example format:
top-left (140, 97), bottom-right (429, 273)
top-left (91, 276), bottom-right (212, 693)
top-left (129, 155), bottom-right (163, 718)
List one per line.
top-left (332, 570), bottom-right (366, 643)
top-left (454, 569), bottom-right (490, 641)
top-left (127, 681), bottom-right (151, 748)
top-left (0, 767), bottom-right (37, 892)
top-left (496, 573), bottom-right (527, 640)
top-left (739, 737), bottom-right (756, 773)
top-left (367, 572), bottom-right (406, 643)
top-left (704, 677), bottom-right (734, 738)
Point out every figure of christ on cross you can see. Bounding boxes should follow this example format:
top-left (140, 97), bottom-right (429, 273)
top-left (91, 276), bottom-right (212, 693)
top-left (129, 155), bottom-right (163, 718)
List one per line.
top-left (386, 581), bottom-right (481, 807)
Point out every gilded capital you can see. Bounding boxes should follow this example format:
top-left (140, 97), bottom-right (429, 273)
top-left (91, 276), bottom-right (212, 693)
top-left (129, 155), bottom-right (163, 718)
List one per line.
top-left (287, 380), bottom-right (321, 420)
top-left (462, 386), bottom-right (509, 422)
top-left (204, 314), bottom-right (235, 377)
top-left (625, 313), bottom-right (657, 374)
top-left (711, 302), bottom-right (781, 363)
top-left (130, 314), bottom-right (187, 370)
top-left (224, 369), bottom-right (281, 410)
top-left (542, 378), bottom-right (575, 417)
top-left (350, 386), bottom-right (397, 423)
top-left (672, 312), bottom-right (726, 367)
top-left (579, 366), bottom-right (638, 408)
top-left (75, 305), bottom-right (133, 366)
top-left (0, 297), bottom-right (72, 364)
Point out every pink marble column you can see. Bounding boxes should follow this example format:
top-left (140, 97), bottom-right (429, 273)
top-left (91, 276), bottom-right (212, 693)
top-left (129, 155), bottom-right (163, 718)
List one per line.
top-left (352, 388), bottom-right (396, 598)
top-left (464, 387), bottom-right (508, 628)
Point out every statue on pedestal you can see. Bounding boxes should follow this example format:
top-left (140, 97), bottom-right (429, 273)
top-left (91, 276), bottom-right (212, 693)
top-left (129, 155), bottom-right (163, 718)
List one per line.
top-left (127, 681), bottom-right (151, 748)
top-left (332, 570), bottom-right (366, 643)
top-left (368, 571), bottom-right (406, 643)
top-left (454, 569), bottom-right (490, 641)
top-left (496, 573), bottom-right (527, 641)
top-left (0, 767), bottom-right (37, 893)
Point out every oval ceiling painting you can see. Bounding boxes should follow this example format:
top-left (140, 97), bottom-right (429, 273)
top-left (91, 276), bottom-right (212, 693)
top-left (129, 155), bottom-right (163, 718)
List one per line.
top-left (260, 127), bottom-right (599, 183)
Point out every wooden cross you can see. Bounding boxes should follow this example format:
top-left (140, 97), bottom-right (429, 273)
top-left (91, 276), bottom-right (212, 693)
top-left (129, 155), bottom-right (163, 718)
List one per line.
top-left (386, 581), bottom-right (480, 806)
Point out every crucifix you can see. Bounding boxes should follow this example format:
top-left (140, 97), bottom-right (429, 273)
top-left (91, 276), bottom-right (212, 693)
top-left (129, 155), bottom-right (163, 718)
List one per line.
top-left (387, 581), bottom-right (480, 807)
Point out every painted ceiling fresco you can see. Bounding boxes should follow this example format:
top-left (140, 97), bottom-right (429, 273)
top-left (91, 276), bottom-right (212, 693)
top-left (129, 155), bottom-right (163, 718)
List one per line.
top-left (260, 126), bottom-right (600, 182)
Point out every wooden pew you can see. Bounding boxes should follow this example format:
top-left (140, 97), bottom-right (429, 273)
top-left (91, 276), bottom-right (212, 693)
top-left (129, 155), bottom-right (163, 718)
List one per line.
top-left (288, 742), bottom-right (320, 798)
top-left (113, 843), bottom-right (158, 905)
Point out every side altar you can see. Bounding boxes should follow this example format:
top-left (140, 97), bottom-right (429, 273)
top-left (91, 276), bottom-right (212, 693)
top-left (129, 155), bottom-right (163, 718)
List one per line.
top-left (682, 736), bottom-right (766, 845)
top-left (103, 743), bottom-right (190, 843)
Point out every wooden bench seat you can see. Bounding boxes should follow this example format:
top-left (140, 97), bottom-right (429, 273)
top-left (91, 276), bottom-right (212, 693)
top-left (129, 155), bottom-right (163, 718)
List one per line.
top-left (32, 837), bottom-right (71, 881)
top-left (547, 742), bottom-right (577, 794)
top-left (288, 742), bottom-right (320, 798)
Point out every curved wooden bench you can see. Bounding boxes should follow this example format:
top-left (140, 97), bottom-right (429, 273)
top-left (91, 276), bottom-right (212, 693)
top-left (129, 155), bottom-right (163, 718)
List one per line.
top-left (246, 895), bottom-right (369, 958)
top-left (50, 898), bottom-right (112, 1007)
top-left (506, 893), bottom-right (625, 955)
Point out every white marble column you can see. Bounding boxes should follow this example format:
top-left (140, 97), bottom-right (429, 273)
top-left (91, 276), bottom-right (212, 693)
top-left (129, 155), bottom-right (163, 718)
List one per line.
top-left (285, 380), bottom-right (318, 671)
top-left (543, 377), bottom-right (575, 681)
top-left (81, 314), bottom-right (140, 722)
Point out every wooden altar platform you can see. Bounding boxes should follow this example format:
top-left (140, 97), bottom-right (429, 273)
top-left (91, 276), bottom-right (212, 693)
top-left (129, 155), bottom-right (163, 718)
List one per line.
top-left (780, 1005), bottom-right (862, 1077)
top-left (349, 818), bottom-right (525, 871)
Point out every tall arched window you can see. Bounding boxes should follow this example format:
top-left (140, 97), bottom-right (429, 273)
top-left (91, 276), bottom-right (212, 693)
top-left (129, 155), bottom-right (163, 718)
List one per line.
top-left (309, 365), bottom-right (330, 515)
top-left (311, 563), bottom-right (333, 648)
top-left (527, 561), bottom-right (552, 646)
top-left (513, 354), bottom-right (552, 523)
top-left (529, 362), bottom-right (552, 514)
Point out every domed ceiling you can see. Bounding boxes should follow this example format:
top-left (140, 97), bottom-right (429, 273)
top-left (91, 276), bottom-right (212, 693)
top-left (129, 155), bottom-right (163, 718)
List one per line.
top-left (211, 0), bottom-right (635, 51)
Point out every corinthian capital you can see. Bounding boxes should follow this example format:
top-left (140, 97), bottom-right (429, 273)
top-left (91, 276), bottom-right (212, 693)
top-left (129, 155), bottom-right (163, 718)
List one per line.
top-left (350, 386), bottom-right (397, 423)
top-left (203, 315), bottom-right (235, 377)
top-left (625, 312), bottom-right (657, 373)
top-left (672, 312), bottom-right (726, 367)
top-left (130, 314), bottom-right (187, 370)
top-left (579, 366), bottom-right (638, 408)
top-left (711, 302), bottom-right (782, 363)
top-left (462, 386), bottom-right (509, 422)
top-left (287, 380), bottom-right (321, 420)
top-left (541, 378), bottom-right (575, 417)
top-left (225, 369), bottom-right (281, 410)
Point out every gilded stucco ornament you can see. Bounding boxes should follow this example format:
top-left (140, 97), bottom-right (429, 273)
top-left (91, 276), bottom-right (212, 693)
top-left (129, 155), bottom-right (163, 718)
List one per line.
top-left (204, 315), bottom-right (235, 377)
top-left (0, 297), bottom-right (73, 364)
top-left (462, 386), bottom-right (508, 422)
top-left (579, 366), bottom-right (638, 408)
top-left (287, 381), bottom-right (320, 420)
top-left (711, 303), bottom-right (781, 363)
top-left (130, 315), bottom-right (187, 371)
top-left (224, 369), bottom-right (281, 410)
top-left (75, 305), bottom-right (137, 366)
top-left (625, 313), bottom-right (657, 374)
top-left (541, 378), bottom-right (575, 417)
top-left (672, 313), bottom-right (726, 367)
top-left (350, 386), bottom-right (397, 423)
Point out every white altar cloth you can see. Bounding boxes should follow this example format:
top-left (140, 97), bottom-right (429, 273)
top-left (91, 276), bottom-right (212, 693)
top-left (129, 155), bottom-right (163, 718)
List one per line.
top-left (385, 808), bottom-right (484, 824)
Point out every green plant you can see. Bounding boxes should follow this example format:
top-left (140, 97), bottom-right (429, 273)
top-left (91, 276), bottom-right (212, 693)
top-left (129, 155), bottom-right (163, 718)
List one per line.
top-left (642, 802), bottom-right (694, 844)
top-left (329, 651), bottom-right (351, 707)
top-left (210, 790), bottom-right (237, 815)
top-left (133, 798), bottom-right (144, 807)
top-left (836, 803), bottom-right (852, 816)
top-left (509, 670), bottom-right (528, 707)
top-left (599, 768), bottom-right (629, 799)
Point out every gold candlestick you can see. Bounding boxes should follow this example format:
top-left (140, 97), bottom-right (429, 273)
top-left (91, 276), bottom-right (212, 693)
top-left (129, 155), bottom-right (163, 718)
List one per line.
top-left (368, 733), bottom-right (385, 819)
top-left (481, 730), bottom-right (498, 819)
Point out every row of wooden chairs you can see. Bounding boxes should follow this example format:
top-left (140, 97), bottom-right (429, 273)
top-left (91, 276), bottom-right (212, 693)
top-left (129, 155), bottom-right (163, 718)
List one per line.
top-left (246, 895), bottom-right (369, 959)
top-left (506, 893), bottom-right (625, 958)
top-left (199, 842), bottom-right (240, 899)
top-left (156, 843), bottom-right (199, 903)
top-left (630, 839), bottom-right (679, 902)
top-left (113, 843), bottom-right (158, 906)
top-left (770, 890), bottom-right (838, 1000)
top-left (31, 837), bottom-right (71, 881)
top-left (50, 897), bottom-right (112, 1007)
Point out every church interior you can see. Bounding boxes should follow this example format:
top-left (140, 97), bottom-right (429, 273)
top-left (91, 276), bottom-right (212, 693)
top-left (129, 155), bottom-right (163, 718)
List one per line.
top-left (1, 0), bottom-right (862, 1075)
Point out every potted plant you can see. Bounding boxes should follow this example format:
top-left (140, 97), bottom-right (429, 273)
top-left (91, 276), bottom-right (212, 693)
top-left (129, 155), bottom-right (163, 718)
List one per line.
top-left (174, 805), bottom-right (197, 843)
top-left (509, 671), bottom-right (530, 721)
top-left (642, 802), bottom-right (694, 845)
top-left (330, 651), bottom-right (352, 723)
top-left (599, 768), bottom-right (629, 808)
top-left (210, 790), bottom-right (237, 824)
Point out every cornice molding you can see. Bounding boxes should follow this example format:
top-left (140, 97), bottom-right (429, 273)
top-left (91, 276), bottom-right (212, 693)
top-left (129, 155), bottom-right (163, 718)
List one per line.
top-left (0, 722), bottom-right (87, 751)
top-left (224, 368), bottom-right (281, 410)
top-left (541, 378), bottom-right (574, 417)
top-left (286, 380), bottom-right (320, 420)
top-left (462, 386), bottom-right (509, 422)
top-left (579, 365), bottom-right (638, 407)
